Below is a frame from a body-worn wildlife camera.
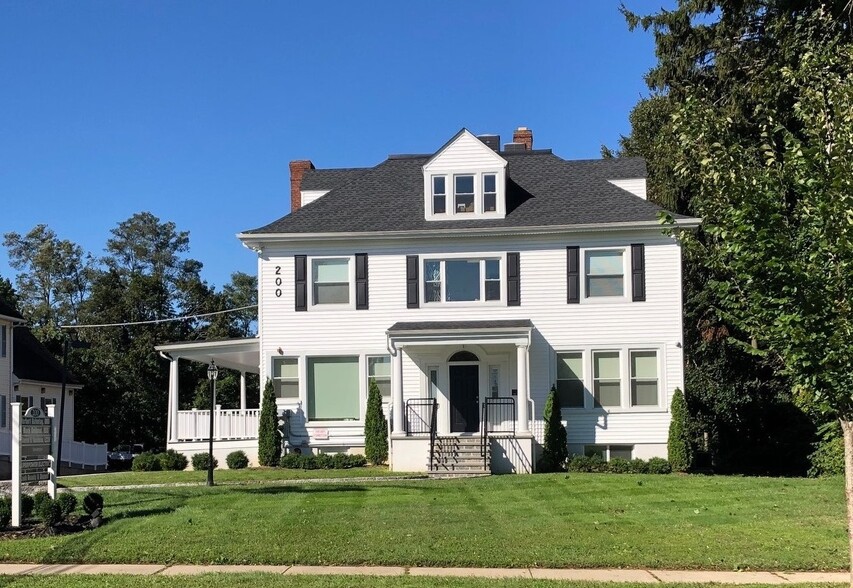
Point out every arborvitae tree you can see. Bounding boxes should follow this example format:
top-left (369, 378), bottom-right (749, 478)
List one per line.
top-left (364, 379), bottom-right (388, 465)
top-left (668, 388), bottom-right (692, 472)
top-left (538, 385), bottom-right (568, 472)
top-left (257, 379), bottom-right (281, 466)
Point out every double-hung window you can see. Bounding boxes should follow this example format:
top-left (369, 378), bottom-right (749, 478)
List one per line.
top-left (454, 175), bottom-right (475, 213)
top-left (483, 174), bottom-right (497, 212)
top-left (556, 352), bottom-right (584, 408)
top-left (630, 350), bottom-right (659, 406)
top-left (423, 258), bottom-right (501, 303)
top-left (593, 351), bottom-right (621, 407)
top-left (367, 355), bottom-right (391, 400)
top-left (272, 357), bottom-right (299, 399)
top-left (432, 176), bottom-right (446, 214)
top-left (312, 258), bottom-right (350, 305)
top-left (307, 356), bottom-right (359, 421)
top-left (586, 250), bottom-right (625, 298)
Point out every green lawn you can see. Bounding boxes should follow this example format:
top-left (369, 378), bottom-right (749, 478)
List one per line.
top-left (1, 474), bottom-right (846, 570)
top-left (0, 578), bottom-right (840, 588)
top-left (60, 466), bottom-right (413, 488)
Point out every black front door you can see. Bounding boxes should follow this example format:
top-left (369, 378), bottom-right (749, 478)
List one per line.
top-left (449, 365), bottom-right (480, 433)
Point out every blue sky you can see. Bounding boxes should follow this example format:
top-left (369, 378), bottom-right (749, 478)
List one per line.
top-left (0, 1), bottom-right (671, 292)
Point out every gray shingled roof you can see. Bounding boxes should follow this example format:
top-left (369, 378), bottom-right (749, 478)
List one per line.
top-left (246, 149), bottom-right (681, 235)
top-left (13, 327), bottom-right (79, 385)
top-left (387, 320), bottom-right (534, 332)
top-left (300, 167), bottom-right (369, 191)
top-left (0, 299), bottom-right (23, 320)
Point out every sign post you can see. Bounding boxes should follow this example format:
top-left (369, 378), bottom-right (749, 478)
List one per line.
top-left (11, 405), bottom-right (54, 527)
top-left (47, 404), bottom-right (59, 499)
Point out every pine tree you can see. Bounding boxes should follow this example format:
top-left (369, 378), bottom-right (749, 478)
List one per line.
top-left (538, 385), bottom-right (568, 472)
top-left (668, 388), bottom-right (692, 472)
top-left (257, 379), bottom-right (281, 466)
top-left (364, 378), bottom-right (388, 465)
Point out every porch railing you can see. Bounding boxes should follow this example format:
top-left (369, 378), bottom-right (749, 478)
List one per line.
top-left (481, 397), bottom-right (517, 471)
top-left (176, 408), bottom-right (260, 441)
top-left (405, 398), bottom-right (436, 435)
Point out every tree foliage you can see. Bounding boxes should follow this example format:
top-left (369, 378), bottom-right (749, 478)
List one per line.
top-left (538, 385), bottom-right (568, 472)
top-left (364, 378), bottom-right (388, 465)
top-left (257, 379), bottom-right (281, 466)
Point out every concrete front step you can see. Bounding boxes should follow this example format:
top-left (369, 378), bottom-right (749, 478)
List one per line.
top-left (430, 436), bottom-right (492, 476)
top-left (428, 471), bottom-right (491, 478)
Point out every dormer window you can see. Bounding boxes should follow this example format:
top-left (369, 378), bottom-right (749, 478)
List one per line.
top-left (483, 174), bottom-right (497, 212)
top-left (432, 176), bottom-right (446, 214)
top-left (454, 175), bottom-right (475, 213)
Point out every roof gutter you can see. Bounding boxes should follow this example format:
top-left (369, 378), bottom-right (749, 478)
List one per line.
top-left (237, 218), bottom-right (702, 246)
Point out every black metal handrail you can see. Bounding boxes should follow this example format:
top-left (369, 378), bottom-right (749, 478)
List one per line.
top-left (405, 398), bottom-right (436, 435)
top-left (481, 397), bottom-right (517, 471)
top-left (429, 399), bottom-right (438, 472)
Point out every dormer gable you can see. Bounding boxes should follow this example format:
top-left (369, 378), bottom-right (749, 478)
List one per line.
top-left (422, 129), bottom-right (508, 221)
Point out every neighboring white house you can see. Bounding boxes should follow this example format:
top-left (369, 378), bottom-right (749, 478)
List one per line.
top-left (157, 127), bottom-right (700, 474)
top-left (0, 300), bottom-right (107, 475)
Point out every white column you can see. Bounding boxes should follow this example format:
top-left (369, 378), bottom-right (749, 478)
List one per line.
top-left (392, 347), bottom-right (404, 435)
top-left (11, 402), bottom-right (21, 527)
top-left (239, 371), bottom-right (247, 411)
top-left (168, 358), bottom-right (179, 443)
top-left (47, 404), bottom-right (58, 499)
top-left (516, 344), bottom-right (530, 435)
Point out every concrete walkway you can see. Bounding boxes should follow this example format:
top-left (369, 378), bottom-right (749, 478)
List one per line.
top-left (0, 563), bottom-right (846, 583)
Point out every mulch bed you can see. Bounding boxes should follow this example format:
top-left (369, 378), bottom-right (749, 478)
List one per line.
top-left (0, 515), bottom-right (97, 539)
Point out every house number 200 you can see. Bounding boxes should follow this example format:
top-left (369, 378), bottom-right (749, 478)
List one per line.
top-left (274, 266), bottom-right (282, 297)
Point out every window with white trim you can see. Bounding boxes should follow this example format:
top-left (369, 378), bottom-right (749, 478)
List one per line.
top-left (272, 357), bottom-right (299, 399)
top-left (312, 258), bottom-right (350, 305)
top-left (585, 444), bottom-right (633, 460)
top-left (556, 352), bottom-right (584, 408)
top-left (489, 365), bottom-right (500, 397)
top-left (454, 175), bottom-right (475, 213)
top-left (0, 325), bottom-right (6, 357)
top-left (423, 258), bottom-right (501, 303)
top-left (585, 250), bottom-right (625, 297)
top-left (367, 355), bottom-right (391, 400)
top-left (432, 176), bottom-right (446, 214)
top-left (307, 356), bottom-right (359, 421)
top-left (593, 351), bottom-right (621, 407)
top-left (428, 366), bottom-right (439, 399)
top-left (630, 350), bottom-right (659, 406)
top-left (483, 174), bottom-right (497, 212)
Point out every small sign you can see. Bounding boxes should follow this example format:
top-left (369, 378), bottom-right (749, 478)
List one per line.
top-left (21, 472), bottom-right (49, 483)
top-left (313, 428), bottom-right (329, 440)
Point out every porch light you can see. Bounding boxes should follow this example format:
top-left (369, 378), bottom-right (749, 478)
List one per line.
top-left (206, 360), bottom-right (219, 487)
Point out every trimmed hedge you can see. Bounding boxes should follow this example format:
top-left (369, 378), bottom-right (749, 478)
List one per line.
top-left (279, 453), bottom-right (367, 470)
top-left (36, 497), bottom-right (63, 528)
top-left (56, 493), bottom-right (77, 516)
top-left (0, 497), bottom-right (11, 528)
top-left (131, 452), bottom-right (161, 472)
top-left (158, 450), bottom-right (188, 471)
top-left (566, 454), bottom-right (672, 474)
top-left (226, 450), bottom-right (249, 470)
top-left (191, 452), bottom-right (218, 471)
top-left (32, 491), bottom-right (50, 515)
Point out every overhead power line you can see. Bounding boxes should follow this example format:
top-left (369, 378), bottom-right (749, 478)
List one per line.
top-left (60, 304), bottom-right (258, 329)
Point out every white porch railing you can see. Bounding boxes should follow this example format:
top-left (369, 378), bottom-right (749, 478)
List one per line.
top-left (176, 408), bottom-right (260, 442)
top-left (62, 440), bottom-right (108, 467)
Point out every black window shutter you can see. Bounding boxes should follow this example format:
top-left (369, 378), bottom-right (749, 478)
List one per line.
top-left (631, 244), bottom-right (646, 302)
top-left (355, 253), bottom-right (369, 310)
top-left (406, 255), bottom-right (419, 309)
top-left (295, 255), bottom-right (307, 311)
top-left (507, 252), bottom-right (520, 306)
top-left (566, 246), bottom-right (580, 304)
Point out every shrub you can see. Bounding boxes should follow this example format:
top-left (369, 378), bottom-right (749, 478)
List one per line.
top-left (257, 379), bottom-right (282, 467)
top-left (226, 450), bottom-right (249, 470)
top-left (131, 452), bottom-right (161, 472)
top-left (567, 454), bottom-right (607, 473)
top-left (808, 423), bottom-right (843, 477)
top-left (191, 452), bottom-right (218, 471)
top-left (158, 450), bottom-right (188, 471)
top-left (364, 378), bottom-right (389, 465)
top-left (668, 388), bottom-right (693, 472)
top-left (347, 454), bottom-right (367, 468)
top-left (32, 491), bottom-right (50, 516)
top-left (314, 454), bottom-right (334, 469)
top-left (279, 453), bottom-right (301, 469)
top-left (20, 494), bottom-right (34, 519)
top-left (608, 457), bottom-right (633, 474)
top-left (0, 497), bottom-right (11, 528)
top-left (56, 493), bottom-right (77, 516)
top-left (646, 457), bottom-right (672, 474)
top-left (630, 458), bottom-right (649, 474)
top-left (279, 453), bottom-right (367, 470)
top-left (538, 385), bottom-right (568, 472)
top-left (83, 492), bottom-right (104, 515)
top-left (37, 498), bottom-right (63, 528)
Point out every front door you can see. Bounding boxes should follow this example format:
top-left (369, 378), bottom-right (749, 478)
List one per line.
top-left (449, 365), bottom-right (480, 433)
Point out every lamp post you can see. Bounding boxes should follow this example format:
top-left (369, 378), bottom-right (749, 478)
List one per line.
top-left (206, 360), bottom-right (218, 487)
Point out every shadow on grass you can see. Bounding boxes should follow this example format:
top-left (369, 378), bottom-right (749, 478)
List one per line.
top-left (233, 484), bottom-right (368, 495)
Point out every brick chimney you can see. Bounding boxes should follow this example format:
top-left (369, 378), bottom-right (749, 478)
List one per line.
top-left (512, 127), bottom-right (533, 150)
top-left (289, 160), bottom-right (315, 213)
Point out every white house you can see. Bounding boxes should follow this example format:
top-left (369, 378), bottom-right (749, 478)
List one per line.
top-left (157, 127), bottom-right (699, 474)
top-left (0, 300), bottom-right (107, 475)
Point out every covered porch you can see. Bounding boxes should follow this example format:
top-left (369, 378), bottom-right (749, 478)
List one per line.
top-left (155, 338), bottom-right (260, 446)
top-left (386, 320), bottom-right (536, 474)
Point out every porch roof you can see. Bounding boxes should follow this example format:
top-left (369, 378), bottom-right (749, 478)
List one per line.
top-left (386, 320), bottom-right (533, 347)
top-left (155, 337), bottom-right (259, 373)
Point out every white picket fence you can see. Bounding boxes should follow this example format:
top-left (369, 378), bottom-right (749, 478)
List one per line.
top-left (0, 434), bottom-right (107, 467)
top-left (176, 408), bottom-right (260, 441)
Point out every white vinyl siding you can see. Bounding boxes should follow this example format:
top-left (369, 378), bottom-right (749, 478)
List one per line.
top-left (272, 357), bottom-right (299, 399)
top-left (307, 356), bottom-right (359, 421)
top-left (367, 355), bottom-right (391, 399)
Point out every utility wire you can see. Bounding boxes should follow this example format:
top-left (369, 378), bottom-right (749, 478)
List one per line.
top-left (59, 304), bottom-right (258, 329)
